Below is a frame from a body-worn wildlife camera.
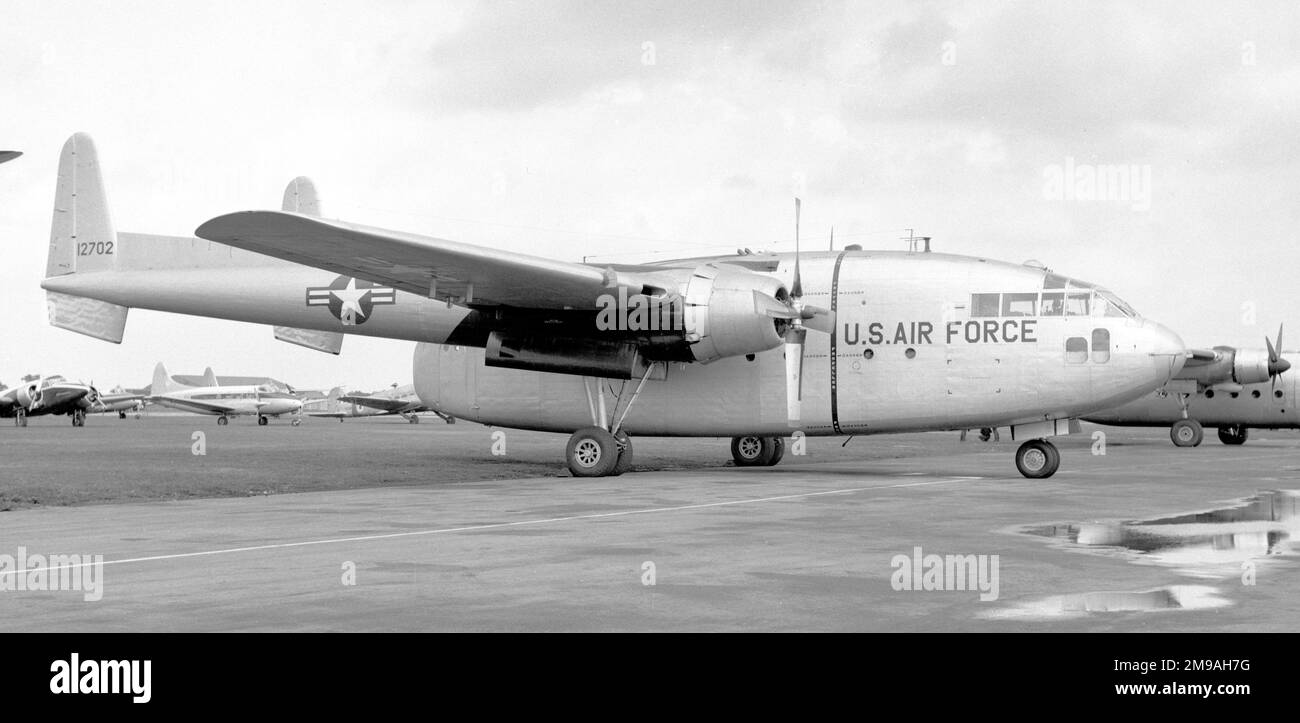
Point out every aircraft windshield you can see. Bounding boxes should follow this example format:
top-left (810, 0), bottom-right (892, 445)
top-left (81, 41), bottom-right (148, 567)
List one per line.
top-left (1094, 290), bottom-right (1138, 318)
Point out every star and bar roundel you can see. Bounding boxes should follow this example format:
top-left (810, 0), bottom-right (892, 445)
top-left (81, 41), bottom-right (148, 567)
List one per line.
top-left (306, 275), bottom-right (396, 326)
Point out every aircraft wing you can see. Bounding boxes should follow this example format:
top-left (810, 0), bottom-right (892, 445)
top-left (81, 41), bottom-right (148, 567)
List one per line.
top-left (0, 151), bottom-right (21, 165)
top-left (196, 211), bottom-right (654, 309)
top-left (151, 396), bottom-right (240, 415)
top-left (337, 395), bottom-right (420, 414)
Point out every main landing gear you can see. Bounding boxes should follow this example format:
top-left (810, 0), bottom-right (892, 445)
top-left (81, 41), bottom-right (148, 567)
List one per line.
top-left (1014, 439), bottom-right (1060, 479)
top-left (730, 436), bottom-right (785, 466)
top-left (1217, 425), bottom-right (1248, 445)
top-left (14, 409), bottom-right (27, 427)
top-left (1170, 419), bottom-right (1203, 447)
top-left (564, 367), bottom-right (659, 477)
top-left (217, 416), bottom-right (229, 426)
top-left (71, 409), bottom-right (87, 427)
top-left (257, 415), bottom-right (269, 426)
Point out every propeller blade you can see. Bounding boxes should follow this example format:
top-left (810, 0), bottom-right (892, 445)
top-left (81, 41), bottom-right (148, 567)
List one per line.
top-left (791, 198), bottom-right (802, 300)
top-left (754, 290), bottom-right (799, 319)
top-left (785, 327), bottom-right (807, 424)
top-left (1267, 324), bottom-right (1290, 381)
top-left (800, 304), bottom-right (836, 334)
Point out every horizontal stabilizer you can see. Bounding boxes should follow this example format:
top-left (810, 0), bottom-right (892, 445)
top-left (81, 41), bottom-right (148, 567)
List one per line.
top-left (0, 151), bottom-right (21, 165)
top-left (46, 290), bottom-right (129, 343)
top-left (274, 326), bottom-right (344, 354)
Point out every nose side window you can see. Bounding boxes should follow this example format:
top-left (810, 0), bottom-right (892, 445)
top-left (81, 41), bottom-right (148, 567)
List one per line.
top-left (1091, 328), bottom-right (1111, 363)
top-left (1065, 336), bottom-right (1088, 364)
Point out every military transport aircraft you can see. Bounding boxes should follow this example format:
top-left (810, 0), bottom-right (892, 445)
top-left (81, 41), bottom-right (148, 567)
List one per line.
top-left (0, 151), bottom-right (21, 165)
top-left (0, 374), bottom-right (140, 426)
top-left (39, 133), bottom-right (1188, 477)
top-left (149, 363), bottom-right (303, 425)
top-left (1085, 329), bottom-right (1295, 446)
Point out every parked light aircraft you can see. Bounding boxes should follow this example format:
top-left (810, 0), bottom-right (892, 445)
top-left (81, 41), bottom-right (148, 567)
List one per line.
top-left (39, 133), bottom-right (1188, 477)
top-left (337, 383), bottom-right (451, 424)
top-left (302, 387), bottom-right (386, 420)
top-left (1085, 329), bottom-right (1294, 446)
top-left (0, 374), bottom-right (140, 426)
top-left (149, 363), bottom-right (303, 425)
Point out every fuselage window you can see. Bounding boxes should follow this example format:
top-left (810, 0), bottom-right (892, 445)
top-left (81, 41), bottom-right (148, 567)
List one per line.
top-left (971, 293), bottom-right (1000, 317)
top-left (1040, 292), bottom-right (1065, 316)
top-left (1002, 293), bottom-right (1038, 317)
top-left (1065, 336), bottom-right (1088, 364)
top-left (1091, 328), bottom-right (1111, 363)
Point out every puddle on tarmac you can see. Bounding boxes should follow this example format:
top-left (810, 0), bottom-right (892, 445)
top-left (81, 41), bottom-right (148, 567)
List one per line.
top-left (985, 490), bottom-right (1298, 619)
top-left (1022, 489), bottom-right (1300, 578)
top-left (984, 585), bottom-right (1230, 619)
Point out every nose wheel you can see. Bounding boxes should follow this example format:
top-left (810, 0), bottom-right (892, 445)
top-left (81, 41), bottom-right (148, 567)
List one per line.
top-left (1170, 419), bottom-right (1203, 447)
top-left (217, 416), bottom-right (229, 426)
top-left (1015, 439), bottom-right (1060, 479)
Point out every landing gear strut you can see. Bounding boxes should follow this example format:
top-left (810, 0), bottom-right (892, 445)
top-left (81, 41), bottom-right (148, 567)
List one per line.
top-left (71, 409), bottom-right (86, 427)
top-left (563, 367), bottom-right (657, 477)
top-left (1217, 425), bottom-right (1248, 445)
top-left (1170, 419), bottom-right (1203, 447)
top-left (730, 436), bottom-right (785, 466)
top-left (15, 409), bottom-right (27, 427)
top-left (1015, 439), bottom-right (1060, 479)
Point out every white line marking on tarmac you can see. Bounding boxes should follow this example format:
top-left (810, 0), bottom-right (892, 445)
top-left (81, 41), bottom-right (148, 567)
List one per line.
top-left (0, 477), bottom-right (969, 577)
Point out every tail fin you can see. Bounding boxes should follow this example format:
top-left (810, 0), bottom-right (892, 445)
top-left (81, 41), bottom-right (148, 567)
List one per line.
top-left (201, 367), bottom-right (219, 387)
top-left (327, 386), bottom-right (342, 401)
top-left (45, 133), bottom-right (130, 342)
top-left (151, 363), bottom-right (182, 395)
top-left (274, 176), bottom-right (345, 355)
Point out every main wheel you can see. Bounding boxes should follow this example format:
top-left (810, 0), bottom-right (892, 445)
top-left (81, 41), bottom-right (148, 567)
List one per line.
top-left (257, 415), bottom-right (269, 426)
top-left (611, 430), bottom-right (634, 476)
top-left (731, 436), bottom-right (779, 466)
top-left (217, 416), bottom-right (229, 426)
top-left (1217, 425), bottom-right (1248, 445)
top-left (409, 416), bottom-right (420, 424)
top-left (766, 436), bottom-right (785, 466)
top-left (1170, 419), bottom-right (1203, 447)
top-left (118, 411), bottom-right (127, 419)
top-left (566, 426), bottom-right (619, 477)
top-left (1015, 439), bottom-right (1060, 479)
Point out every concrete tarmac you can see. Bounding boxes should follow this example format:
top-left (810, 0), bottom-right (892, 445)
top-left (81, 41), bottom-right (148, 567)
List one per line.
top-left (0, 419), bottom-right (1296, 631)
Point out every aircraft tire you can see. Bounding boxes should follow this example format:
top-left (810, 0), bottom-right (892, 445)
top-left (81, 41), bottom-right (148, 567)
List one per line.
top-left (731, 435), bottom-right (777, 466)
top-left (1217, 425), bottom-right (1248, 445)
top-left (217, 416), bottom-right (229, 426)
top-left (1015, 440), bottom-right (1060, 479)
top-left (258, 415), bottom-right (269, 426)
top-left (118, 411), bottom-right (126, 419)
top-left (567, 426), bottom-right (620, 477)
top-left (1170, 419), bottom-right (1203, 447)
top-left (766, 436), bottom-right (785, 466)
top-left (409, 416), bottom-right (420, 424)
top-left (611, 430), bottom-right (634, 476)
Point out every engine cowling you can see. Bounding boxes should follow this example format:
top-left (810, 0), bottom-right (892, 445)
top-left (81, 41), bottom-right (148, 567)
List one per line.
top-left (1229, 348), bottom-right (1273, 386)
top-left (15, 382), bottom-right (40, 409)
top-left (681, 264), bottom-right (789, 363)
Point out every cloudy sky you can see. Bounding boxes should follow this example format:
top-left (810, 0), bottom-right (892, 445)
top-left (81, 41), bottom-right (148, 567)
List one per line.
top-left (2, 0), bottom-right (1298, 391)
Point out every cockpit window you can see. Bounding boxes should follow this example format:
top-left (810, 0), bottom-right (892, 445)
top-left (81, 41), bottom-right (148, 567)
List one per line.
top-left (1040, 292), bottom-right (1065, 316)
top-left (971, 293), bottom-right (1000, 318)
top-left (1096, 290), bottom-right (1137, 318)
top-left (1064, 292), bottom-right (1090, 316)
top-left (1002, 293), bottom-right (1038, 317)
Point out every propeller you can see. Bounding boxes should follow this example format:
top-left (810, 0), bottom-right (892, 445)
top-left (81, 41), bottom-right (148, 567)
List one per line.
top-left (1266, 324), bottom-right (1290, 388)
top-left (783, 199), bottom-right (836, 424)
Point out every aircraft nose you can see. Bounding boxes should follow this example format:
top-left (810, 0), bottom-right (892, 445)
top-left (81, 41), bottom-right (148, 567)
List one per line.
top-left (1144, 320), bottom-right (1186, 380)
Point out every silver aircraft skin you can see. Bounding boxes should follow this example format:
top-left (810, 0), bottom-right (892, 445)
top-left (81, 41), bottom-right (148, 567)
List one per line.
top-left (39, 133), bottom-right (1187, 477)
top-left (337, 383), bottom-right (451, 424)
top-left (303, 386), bottom-right (389, 420)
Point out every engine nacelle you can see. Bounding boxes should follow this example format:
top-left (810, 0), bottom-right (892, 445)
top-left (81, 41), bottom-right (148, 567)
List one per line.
top-left (1230, 348), bottom-right (1273, 386)
top-left (681, 264), bottom-right (788, 363)
top-left (15, 382), bottom-right (40, 409)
